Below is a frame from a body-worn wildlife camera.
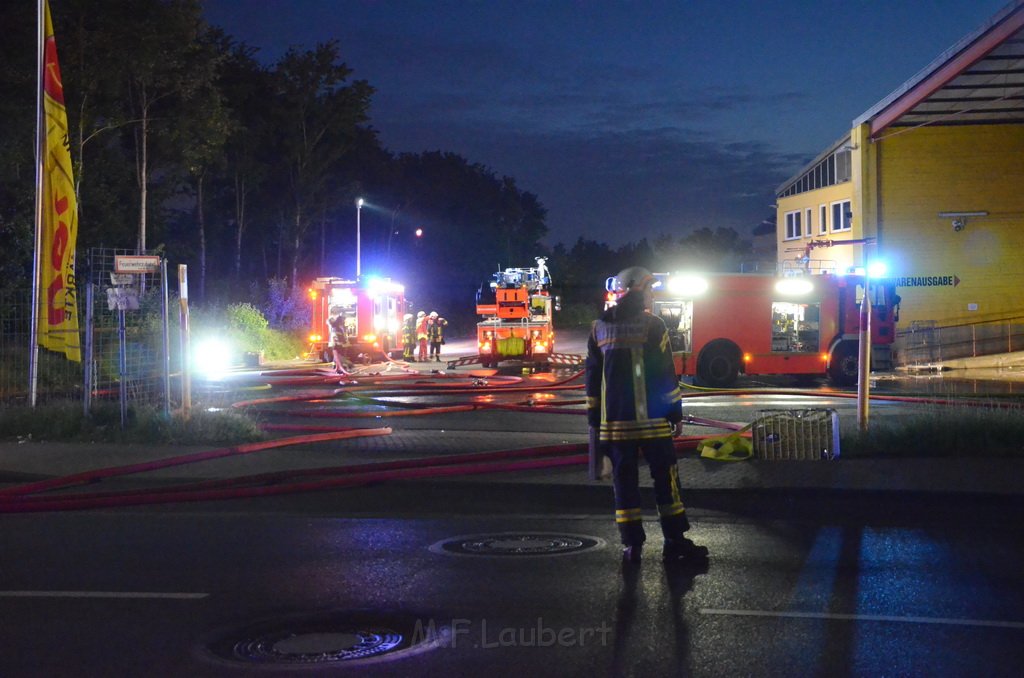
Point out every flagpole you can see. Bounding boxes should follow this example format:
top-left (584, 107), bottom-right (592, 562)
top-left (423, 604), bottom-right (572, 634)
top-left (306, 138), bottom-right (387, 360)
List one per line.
top-left (29, 0), bottom-right (45, 408)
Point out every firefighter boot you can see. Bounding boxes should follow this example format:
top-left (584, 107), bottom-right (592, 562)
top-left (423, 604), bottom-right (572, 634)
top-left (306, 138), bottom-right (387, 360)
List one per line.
top-left (618, 519), bottom-right (646, 565)
top-left (660, 513), bottom-right (708, 565)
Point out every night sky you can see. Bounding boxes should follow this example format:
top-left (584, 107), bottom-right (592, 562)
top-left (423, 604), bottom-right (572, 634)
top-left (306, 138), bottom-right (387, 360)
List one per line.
top-left (202, 0), bottom-right (1009, 247)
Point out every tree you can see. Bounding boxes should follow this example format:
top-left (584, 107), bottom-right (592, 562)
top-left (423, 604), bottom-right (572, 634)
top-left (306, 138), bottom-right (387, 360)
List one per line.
top-left (169, 27), bottom-right (232, 299)
top-left (0, 3), bottom-right (38, 281)
top-left (97, 0), bottom-right (217, 254)
top-left (382, 151), bottom-right (549, 326)
top-left (266, 42), bottom-right (373, 288)
top-left (654, 227), bottom-right (752, 272)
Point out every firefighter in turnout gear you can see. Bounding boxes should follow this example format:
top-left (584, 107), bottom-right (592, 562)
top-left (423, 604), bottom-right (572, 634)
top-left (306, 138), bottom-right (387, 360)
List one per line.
top-left (327, 305), bottom-right (350, 374)
top-left (402, 313), bottom-right (416, 361)
top-left (416, 311), bottom-right (429, 362)
top-left (585, 266), bottom-right (709, 566)
top-left (428, 312), bottom-right (447, 361)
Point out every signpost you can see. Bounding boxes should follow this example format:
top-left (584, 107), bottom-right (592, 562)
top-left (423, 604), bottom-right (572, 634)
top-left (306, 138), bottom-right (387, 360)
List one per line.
top-left (106, 255), bottom-right (165, 427)
top-left (114, 255), bottom-right (160, 274)
top-left (179, 264), bottom-right (191, 417)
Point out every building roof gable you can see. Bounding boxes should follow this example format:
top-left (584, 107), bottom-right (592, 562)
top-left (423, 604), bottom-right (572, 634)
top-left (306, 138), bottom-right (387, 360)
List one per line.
top-left (854, 0), bottom-right (1024, 138)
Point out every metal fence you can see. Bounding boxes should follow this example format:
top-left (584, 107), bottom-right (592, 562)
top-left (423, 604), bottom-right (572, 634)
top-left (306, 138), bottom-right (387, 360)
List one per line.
top-left (0, 288), bottom-right (83, 403)
top-left (897, 315), bottom-right (1024, 366)
top-left (1, 248), bottom-right (175, 416)
top-left (81, 248), bottom-right (172, 417)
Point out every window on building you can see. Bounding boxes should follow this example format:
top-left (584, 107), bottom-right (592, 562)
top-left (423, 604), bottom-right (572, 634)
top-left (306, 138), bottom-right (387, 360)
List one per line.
top-left (805, 209), bottom-right (812, 237)
top-left (831, 200), bottom-right (852, 232)
top-left (835, 149), bottom-right (851, 183)
top-left (819, 204), bottom-right (827, 234)
top-left (777, 140), bottom-right (851, 198)
top-left (785, 210), bottom-right (802, 239)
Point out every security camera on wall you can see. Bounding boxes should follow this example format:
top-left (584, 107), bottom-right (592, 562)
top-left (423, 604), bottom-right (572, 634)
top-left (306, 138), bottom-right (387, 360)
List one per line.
top-left (939, 211), bottom-right (987, 233)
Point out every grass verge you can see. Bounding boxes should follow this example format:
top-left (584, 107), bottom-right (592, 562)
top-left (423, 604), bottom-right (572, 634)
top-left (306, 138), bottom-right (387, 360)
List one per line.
top-left (841, 405), bottom-right (1024, 458)
top-left (0, 402), bottom-right (265, 446)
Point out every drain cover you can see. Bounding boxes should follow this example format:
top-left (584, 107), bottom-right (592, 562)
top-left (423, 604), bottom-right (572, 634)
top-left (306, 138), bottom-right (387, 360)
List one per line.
top-left (207, 610), bottom-right (443, 666)
top-left (232, 628), bottom-right (403, 663)
top-left (431, 532), bottom-right (604, 557)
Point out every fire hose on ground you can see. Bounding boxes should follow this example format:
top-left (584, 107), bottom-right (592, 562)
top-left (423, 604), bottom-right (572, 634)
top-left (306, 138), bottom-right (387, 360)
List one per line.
top-left (4, 365), bottom-right (1020, 512)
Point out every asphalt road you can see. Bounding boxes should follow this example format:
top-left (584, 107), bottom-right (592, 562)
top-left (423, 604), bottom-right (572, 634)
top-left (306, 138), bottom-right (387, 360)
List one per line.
top-left (3, 498), bottom-right (1023, 677)
top-left (3, 333), bottom-right (1024, 676)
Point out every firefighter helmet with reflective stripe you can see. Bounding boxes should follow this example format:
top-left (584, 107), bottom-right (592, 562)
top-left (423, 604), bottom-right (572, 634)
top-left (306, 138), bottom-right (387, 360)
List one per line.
top-left (613, 266), bottom-right (655, 293)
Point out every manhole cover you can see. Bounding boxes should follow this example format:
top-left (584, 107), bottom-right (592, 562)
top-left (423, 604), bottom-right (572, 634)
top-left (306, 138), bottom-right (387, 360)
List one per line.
top-left (430, 532), bottom-right (605, 557)
top-left (232, 628), bottom-right (403, 663)
top-left (207, 610), bottom-right (444, 666)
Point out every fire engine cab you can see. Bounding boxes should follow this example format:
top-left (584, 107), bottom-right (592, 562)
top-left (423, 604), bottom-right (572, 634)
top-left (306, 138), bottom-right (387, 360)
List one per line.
top-left (307, 276), bottom-right (406, 362)
top-left (606, 272), bottom-right (899, 387)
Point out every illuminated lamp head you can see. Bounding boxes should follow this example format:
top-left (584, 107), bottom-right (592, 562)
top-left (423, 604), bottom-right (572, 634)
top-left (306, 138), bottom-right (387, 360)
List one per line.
top-left (666, 274), bottom-right (709, 297)
top-left (866, 260), bottom-right (888, 278)
top-left (774, 278), bottom-right (814, 295)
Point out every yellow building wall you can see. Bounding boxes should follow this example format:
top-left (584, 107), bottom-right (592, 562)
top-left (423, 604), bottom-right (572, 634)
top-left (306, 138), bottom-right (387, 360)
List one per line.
top-left (876, 124), bottom-right (1024, 327)
top-left (776, 181), bottom-right (857, 274)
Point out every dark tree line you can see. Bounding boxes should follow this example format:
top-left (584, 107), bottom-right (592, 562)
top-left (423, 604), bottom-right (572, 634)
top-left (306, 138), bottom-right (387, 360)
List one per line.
top-left (0, 0), bottom-right (756, 333)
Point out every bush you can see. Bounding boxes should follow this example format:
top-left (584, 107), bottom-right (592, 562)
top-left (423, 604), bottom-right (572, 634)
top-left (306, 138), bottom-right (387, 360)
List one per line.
top-left (192, 301), bottom-right (304, 362)
top-left (252, 277), bottom-right (311, 331)
top-left (225, 302), bottom-right (269, 335)
top-left (224, 302), bottom-right (269, 354)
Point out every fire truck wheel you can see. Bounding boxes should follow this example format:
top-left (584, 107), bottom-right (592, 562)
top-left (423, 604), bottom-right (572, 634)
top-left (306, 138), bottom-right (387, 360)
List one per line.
top-left (828, 341), bottom-right (859, 386)
top-left (697, 344), bottom-right (739, 388)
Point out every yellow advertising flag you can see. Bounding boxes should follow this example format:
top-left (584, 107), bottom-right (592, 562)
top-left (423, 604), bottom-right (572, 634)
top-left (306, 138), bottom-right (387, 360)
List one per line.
top-left (39, 0), bottom-right (81, 362)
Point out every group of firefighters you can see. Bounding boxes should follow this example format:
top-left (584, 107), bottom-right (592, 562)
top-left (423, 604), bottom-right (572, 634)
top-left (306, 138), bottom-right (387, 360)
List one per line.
top-left (324, 306), bottom-right (448, 369)
top-left (402, 310), bottom-right (448, 362)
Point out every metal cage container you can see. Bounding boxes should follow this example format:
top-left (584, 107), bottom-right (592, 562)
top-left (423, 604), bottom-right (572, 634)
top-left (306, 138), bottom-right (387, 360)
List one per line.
top-left (752, 409), bottom-right (840, 460)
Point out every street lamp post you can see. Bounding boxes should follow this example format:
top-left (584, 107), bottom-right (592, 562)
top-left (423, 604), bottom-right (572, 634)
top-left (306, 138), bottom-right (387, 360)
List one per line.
top-left (857, 260), bottom-right (887, 432)
top-left (356, 197), bottom-right (364, 279)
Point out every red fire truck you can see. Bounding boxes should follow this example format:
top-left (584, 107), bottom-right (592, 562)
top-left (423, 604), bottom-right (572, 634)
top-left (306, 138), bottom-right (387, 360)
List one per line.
top-left (473, 259), bottom-right (558, 368)
top-left (307, 276), bottom-right (406, 362)
top-left (606, 272), bottom-right (899, 387)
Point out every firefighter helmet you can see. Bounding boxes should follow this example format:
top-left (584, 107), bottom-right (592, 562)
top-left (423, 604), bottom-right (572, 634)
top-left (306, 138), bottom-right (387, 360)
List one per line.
top-left (429, 311), bottom-right (438, 318)
top-left (404, 313), bottom-right (413, 321)
top-left (613, 266), bottom-right (655, 293)
top-left (417, 311), bottom-right (425, 317)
